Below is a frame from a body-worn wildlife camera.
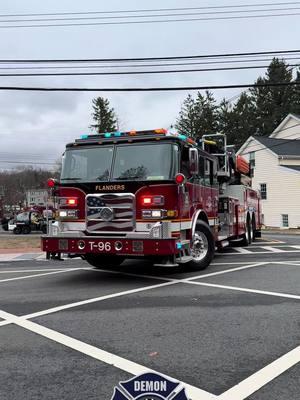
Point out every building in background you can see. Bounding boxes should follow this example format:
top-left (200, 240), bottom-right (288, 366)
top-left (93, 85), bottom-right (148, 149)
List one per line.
top-left (25, 189), bottom-right (48, 207)
top-left (238, 114), bottom-right (300, 228)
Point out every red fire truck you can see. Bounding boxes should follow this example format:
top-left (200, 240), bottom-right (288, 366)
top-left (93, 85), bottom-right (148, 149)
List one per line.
top-left (42, 129), bottom-right (261, 270)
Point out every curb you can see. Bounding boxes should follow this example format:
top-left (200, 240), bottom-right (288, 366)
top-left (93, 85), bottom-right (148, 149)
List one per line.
top-left (0, 252), bottom-right (45, 262)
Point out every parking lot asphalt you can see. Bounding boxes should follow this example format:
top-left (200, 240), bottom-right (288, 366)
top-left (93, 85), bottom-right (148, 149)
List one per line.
top-left (0, 234), bottom-right (299, 400)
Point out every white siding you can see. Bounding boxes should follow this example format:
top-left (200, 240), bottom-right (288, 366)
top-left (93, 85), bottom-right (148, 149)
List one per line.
top-left (239, 140), bottom-right (300, 228)
top-left (279, 159), bottom-right (300, 166)
top-left (270, 116), bottom-right (300, 139)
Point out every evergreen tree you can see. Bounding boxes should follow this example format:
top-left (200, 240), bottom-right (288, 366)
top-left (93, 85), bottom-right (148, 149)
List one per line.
top-left (218, 99), bottom-right (235, 138)
top-left (250, 58), bottom-right (294, 135)
top-left (90, 97), bottom-right (118, 133)
top-left (218, 94), bottom-right (256, 148)
top-left (231, 92), bottom-right (256, 147)
top-left (175, 91), bottom-right (218, 140)
top-left (175, 94), bottom-right (197, 137)
top-left (292, 69), bottom-right (300, 115)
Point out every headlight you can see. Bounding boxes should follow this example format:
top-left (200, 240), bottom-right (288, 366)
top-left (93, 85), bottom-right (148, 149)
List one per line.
top-left (142, 209), bottom-right (166, 219)
top-left (150, 223), bottom-right (162, 238)
top-left (59, 209), bottom-right (78, 219)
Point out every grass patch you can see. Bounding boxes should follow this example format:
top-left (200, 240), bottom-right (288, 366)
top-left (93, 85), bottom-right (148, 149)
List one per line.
top-left (0, 236), bottom-right (41, 250)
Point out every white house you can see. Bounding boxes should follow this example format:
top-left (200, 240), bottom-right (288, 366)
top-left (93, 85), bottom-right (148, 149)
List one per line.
top-left (237, 113), bottom-right (300, 228)
top-left (25, 189), bottom-right (48, 207)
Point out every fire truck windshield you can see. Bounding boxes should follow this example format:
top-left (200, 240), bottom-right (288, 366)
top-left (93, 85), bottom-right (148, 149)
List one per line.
top-left (61, 143), bottom-right (178, 183)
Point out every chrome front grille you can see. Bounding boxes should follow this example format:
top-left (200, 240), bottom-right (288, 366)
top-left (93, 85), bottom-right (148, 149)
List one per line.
top-left (86, 193), bottom-right (135, 233)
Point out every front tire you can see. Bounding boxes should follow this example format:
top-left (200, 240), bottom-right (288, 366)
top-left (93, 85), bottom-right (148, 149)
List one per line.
top-left (240, 216), bottom-right (252, 246)
top-left (187, 221), bottom-right (215, 271)
top-left (85, 254), bottom-right (125, 269)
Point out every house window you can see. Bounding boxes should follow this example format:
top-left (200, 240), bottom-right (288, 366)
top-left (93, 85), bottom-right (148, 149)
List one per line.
top-left (249, 152), bottom-right (255, 167)
top-left (282, 214), bottom-right (289, 228)
top-left (260, 183), bottom-right (267, 200)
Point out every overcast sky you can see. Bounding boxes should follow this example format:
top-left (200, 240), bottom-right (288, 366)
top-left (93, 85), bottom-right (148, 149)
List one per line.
top-left (0, 0), bottom-right (298, 170)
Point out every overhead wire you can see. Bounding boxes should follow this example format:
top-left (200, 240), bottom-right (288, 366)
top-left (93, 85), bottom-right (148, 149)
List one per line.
top-left (1, 2), bottom-right (300, 18)
top-left (2, 56), bottom-right (300, 71)
top-left (0, 82), bottom-right (300, 91)
top-left (2, 12), bottom-right (300, 28)
top-left (1, 49), bottom-right (300, 64)
top-left (2, 6), bottom-right (300, 24)
top-left (0, 62), bottom-right (299, 77)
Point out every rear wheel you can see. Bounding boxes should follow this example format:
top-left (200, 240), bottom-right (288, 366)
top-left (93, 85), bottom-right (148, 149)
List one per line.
top-left (13, 226), bottom-right (22, 234)
top-left (22, 226), bottom-right (31, 234)
top-left (85, 254), bottom-right (125, 269)
top-left (186, 221), bottom-right (215, 271)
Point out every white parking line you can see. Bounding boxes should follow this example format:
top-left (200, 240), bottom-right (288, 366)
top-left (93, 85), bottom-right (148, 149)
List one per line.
top-left (0, 268), bottom-right (81, 283)
top-left (273, 261), bottom-right (300, 267)
top-left (221, 250), bottom-right (300, 255)
top-left (219, 345), bottom-right (300, 400)
top-left (0, 309), bottom-right (217, 400)
top-left (186, 262), bottom-right (267, 280)
top-left (23, 279), bottom-right (180, 320)
top-left (291, 245), bottom-right (300, 249)
top-left (185, 281), bottom-right (300, 300)
top-left (251, 241), bottom-right (285, 245)
top-left (82, 267), bottom-right (178, 283)
top-left (0, 268), bottom-right (68, 274)
top-left (260, 246), bottom-right (285, 253)
top-left (211, 261), bottom-right (268, 265)
top-left (233, 247), bottom-right (252, 254)
top-left (0, 262), bottom-right (266, 325)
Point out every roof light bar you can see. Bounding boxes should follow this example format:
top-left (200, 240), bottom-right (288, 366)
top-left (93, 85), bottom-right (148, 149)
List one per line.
top-left (77, 129), bottom-right (198, 146)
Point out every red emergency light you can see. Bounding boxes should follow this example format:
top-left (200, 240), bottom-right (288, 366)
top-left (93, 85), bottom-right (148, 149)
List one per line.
top-left (175, 173), bottom-right (185, 185)
top-left (141, 195), bottom-right (164, 206)
top-left (47, 178), bottom-right (57, 188)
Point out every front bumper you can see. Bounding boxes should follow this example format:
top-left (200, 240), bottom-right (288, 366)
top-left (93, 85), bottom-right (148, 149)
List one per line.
top-left (41, 236), bottom-right (180, 256)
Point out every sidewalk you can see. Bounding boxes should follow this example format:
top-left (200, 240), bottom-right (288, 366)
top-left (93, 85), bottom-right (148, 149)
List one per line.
top-left (263, 229), bottom-right (300, 235)
top-left (0, 248), bottom-right (44, 262)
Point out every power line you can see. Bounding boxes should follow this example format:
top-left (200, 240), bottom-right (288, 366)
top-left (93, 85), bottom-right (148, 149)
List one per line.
top-left (2, 56), bottom-right (300, 71)
top-left (1, 12), bottom-right (300, 28)
top-left (1, 57), bottom-right (300, 71)
top-left (1, 2), bottom-right (300, 18)
top-left (1, 49), bottom-right (300, 64)
top-left (0, 81), bottom-right (300, 92)
top-left (0, 63), bottom-right (299, 77)
top-left (3, 6), bottom-right (300, 24)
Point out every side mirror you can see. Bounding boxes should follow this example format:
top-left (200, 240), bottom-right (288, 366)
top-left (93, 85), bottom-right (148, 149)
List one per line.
top-left (189, 148), bottom-right (199, 175)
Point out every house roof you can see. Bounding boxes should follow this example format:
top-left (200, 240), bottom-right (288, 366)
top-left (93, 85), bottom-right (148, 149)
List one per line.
top-left (253, 136), bottom-right (300, 156)
top-left (281, 165), bottom-right (300, 172)
top-left (270, 113), bottom-right (300, 138)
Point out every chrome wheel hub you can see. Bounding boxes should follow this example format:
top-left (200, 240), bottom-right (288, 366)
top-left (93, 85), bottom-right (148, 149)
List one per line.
top-left (191, 232), bottom-right (208, 261)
